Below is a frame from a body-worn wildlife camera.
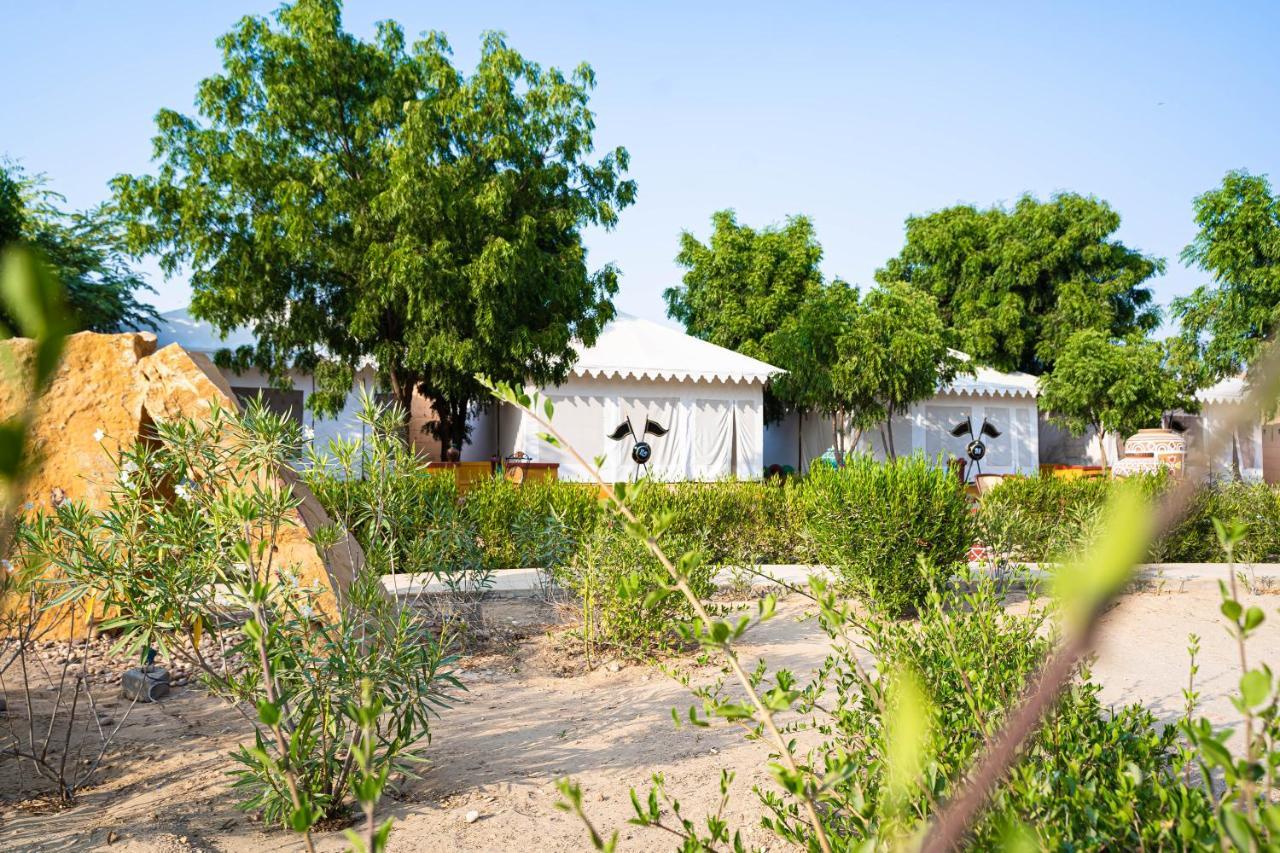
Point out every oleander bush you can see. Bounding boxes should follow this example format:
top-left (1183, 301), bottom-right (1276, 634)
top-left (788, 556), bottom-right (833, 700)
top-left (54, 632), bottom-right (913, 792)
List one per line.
top-left (797, 453), bottom-right (973, 616)
top-left (19, 399), bottom-right (458, 841)
top-left (756, 576), bottom-right (1220, 849)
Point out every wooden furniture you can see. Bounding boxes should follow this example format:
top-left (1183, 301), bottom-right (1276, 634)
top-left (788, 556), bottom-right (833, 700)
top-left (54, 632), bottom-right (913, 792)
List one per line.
top-left (1039, 464), bottom-right (1105, 480)
top-left (425, 461), bottom-right (495, 494)
top-left (502, 460), bottom-right (559, 485)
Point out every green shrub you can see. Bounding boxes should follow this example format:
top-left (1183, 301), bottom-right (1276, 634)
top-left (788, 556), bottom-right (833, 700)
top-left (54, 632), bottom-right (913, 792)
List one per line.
top-left (26, 399), bottom-right (459, 839)
top-left (756, 577), bottom-right (1217, 849)
top-left (462, 476), bottom-right (599, 572)
top-left (977, 473), bottom-right (1280, 564)
top-left (1159, 481), bottom-right (1280, 563)
top-left (624, 479), bottom-right (803, 567)
top-left (796, 454), bottom-right (972, 616)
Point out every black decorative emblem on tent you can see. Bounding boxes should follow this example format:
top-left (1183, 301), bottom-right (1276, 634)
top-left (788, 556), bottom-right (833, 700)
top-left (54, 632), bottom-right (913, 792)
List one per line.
top-left (608, 416), bottom-right (669, 477)
top-left (949, 416), bottom-right (1002, 481)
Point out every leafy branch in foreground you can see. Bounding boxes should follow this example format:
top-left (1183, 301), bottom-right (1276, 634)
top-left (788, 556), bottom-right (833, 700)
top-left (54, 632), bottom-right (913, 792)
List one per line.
top-left (481, 377), bottom-right (834, 853)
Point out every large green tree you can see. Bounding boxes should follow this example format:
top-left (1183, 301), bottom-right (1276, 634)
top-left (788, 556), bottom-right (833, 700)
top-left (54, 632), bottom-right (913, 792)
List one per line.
top-left (113, 0), bottom-right (635, 449)
top-left (665, 210), bottom-right (822, 364)
top-left (664, 210), bottom-right (825, 420)
top-left (1038, 329), bottom-right (1190, 471)
top-left (1174, 170), bottom-right (1280, 381)
top-left (877, 193), bottom-right (1163, 375)
top-left (0, 163), bottom-right (157, 333)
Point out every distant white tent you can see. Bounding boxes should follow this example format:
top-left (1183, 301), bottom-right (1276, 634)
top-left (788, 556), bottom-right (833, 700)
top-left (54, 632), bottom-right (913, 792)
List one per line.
top-left (1180, 375), bottom-right (1264, 481)
top-left (765, 352), bottom-right (1042, 475)
top-left (494, 314), bottom-right (783, 481)
top-left (151, 307), bottom-right (381, 450)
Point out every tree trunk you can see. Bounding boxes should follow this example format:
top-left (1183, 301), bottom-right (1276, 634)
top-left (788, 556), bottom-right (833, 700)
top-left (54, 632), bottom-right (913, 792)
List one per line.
top-left (797, 410), bottom-right (803, 473)
top-left (1232, 429), bottom-right (1242, 482)
top-left (884, 417), bottom-right (897, 459)
top-left (433, 397), bottom-right (471, 457)
top-left (1097, 426), bottom-right (1109, 475)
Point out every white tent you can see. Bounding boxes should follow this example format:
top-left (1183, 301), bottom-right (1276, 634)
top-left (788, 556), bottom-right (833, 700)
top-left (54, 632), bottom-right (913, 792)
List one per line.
top-left (1179, 375), bottom-right (1265, 481)
top-left (764, 353), bottom-right (1042, 475)
top-left (151, 308), bottom-right (381, 449)
top-left (492, 314), bottom-right (783, 481)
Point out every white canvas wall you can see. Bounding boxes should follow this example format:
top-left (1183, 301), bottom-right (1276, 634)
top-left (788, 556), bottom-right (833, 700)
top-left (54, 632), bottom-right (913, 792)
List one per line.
top-left (219, 364), bottom-right (380, 454)
top-left (1180, 405), bottom-right (1264, 481)
top-left (502, 375), bottom-right (767, 481)
top-left (764, 392), bottom-right (1040, 475)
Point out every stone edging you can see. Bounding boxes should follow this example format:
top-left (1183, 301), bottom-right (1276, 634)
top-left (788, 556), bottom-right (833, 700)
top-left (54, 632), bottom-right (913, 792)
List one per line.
top-left (382, 562), bottom-right (1280, 600)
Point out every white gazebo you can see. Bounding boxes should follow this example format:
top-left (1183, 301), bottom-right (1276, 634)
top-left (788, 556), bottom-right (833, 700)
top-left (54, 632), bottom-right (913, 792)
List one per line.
top-left (490, 314), bottom-right (783, 481)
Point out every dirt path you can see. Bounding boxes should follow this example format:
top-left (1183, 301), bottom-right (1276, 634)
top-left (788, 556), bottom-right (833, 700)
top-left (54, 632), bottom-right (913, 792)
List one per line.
top-left (1, 584), bottom-right (1275, 852)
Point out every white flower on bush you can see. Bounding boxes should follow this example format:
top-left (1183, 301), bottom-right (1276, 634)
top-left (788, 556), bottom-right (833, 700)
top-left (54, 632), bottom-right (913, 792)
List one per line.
top-left (302, 425), bottom-right (315, 441)
top-left (299, 603), bottom-right (314, 620)
top-left (2, 559), bottom-right (13, 574)
top-left (122, 460), bottom-right (138, 474)
top-left (92, 428), bottom-right (105, 443)
top-left (174, 483), bottom-right (192, 501)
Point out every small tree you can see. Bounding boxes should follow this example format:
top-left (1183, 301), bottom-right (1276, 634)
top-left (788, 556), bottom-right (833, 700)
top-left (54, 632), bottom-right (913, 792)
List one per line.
top-left (762, 280), bottom-right (867, 455)
top-left (1039, 329), bottom-right (1189, 471)
top-left (832, 282), bottom-right (963, 458)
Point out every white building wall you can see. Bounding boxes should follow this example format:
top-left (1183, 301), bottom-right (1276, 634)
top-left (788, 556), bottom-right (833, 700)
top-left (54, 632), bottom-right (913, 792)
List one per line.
top-left (217, 364), bottom-right (381, 453)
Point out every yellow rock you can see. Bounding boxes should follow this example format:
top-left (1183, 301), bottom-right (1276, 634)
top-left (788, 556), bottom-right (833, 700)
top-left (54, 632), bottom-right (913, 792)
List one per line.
top-left (1, 332), bottom-right (364, 639)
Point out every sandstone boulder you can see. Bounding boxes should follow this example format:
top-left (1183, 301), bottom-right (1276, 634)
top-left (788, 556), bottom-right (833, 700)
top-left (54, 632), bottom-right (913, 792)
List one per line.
top-left (1, 332), bottom-right (363, 638)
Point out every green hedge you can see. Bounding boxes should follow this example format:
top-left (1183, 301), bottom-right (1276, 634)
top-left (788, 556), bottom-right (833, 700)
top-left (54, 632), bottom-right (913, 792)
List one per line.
top-left (308, 454), bottom-right (974, 615)
top-left (977, 474), bottom-right (1280, 563)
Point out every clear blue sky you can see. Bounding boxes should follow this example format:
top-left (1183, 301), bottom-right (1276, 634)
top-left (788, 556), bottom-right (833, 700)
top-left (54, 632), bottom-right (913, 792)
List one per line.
top-left (4, 1), bottom-right (1278, 331)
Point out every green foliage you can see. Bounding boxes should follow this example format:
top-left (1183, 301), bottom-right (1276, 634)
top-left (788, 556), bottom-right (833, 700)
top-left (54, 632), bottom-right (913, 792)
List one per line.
top-left (878, 192), bottom-right (1163, 375)
top-left (1039, 329), bottom-right (1192, 458)
top-left (763, 279), bottom-right (859, 424)
top-left (112, 0), bottom-right (635, 448)
top-left (797, 454), bottom-right (972, 616)
top-left (1178, 523), bottom-right (1280, 848)
top-left (765, 578), bottom-right (1215, 849)
top-left (1175, 169), bottom-right (1280, 385)
top-left (0, 162), bottom-right (157, 333)
top-left (20, 401), bottom-right (458, 837)
top-left (977, 473), bottom-right (1280, 564)
top-left (461, 476), bottom-right (599, 574)
top-left (665, 210), bottom-right (823, 366)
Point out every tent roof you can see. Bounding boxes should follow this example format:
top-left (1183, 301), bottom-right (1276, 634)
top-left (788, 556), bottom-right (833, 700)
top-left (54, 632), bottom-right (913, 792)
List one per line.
top-left (941, 350), bottom-right (1040, 399)
top-left (153, 307), bottom-right (260, 353)
top-left (1197, 375), bottom-right (1247, 405)
top-left (572, 314), bottom-right (782, 384)
top-left (152, 307), bottom-right (781, 385)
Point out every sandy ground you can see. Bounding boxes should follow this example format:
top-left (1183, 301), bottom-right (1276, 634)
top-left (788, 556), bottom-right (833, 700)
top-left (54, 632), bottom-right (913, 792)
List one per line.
top-left (1, 582), bottom-right (1276, 853)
